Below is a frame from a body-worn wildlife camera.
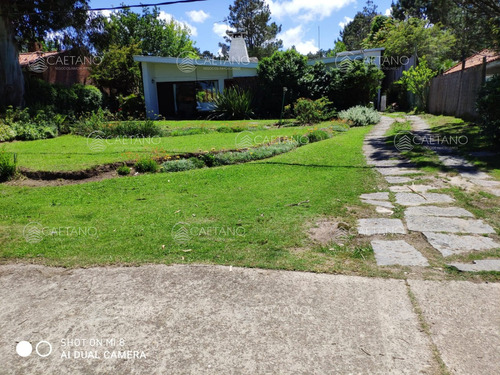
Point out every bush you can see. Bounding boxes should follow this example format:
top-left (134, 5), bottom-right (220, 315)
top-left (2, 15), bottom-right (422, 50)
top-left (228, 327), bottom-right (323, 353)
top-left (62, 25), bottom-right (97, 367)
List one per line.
top-left (476, 75), bottom-right (500, 146)
top-left (0, 124), bottom-right (16, 142)
top-left (161, 158), bottom-right (200, 172)
top-left (294, 97), bottom-right (335, 124)
top-left (338, 106), bottom-right (381, 127)
top-left (0, 149), bottom-right (16, 182)
top-left (72, 110), bottom-right (162, 138)
top-left (73, 84), bottom-right (103, 114)
top-left (211, 87), bottom-right (254, 120)
top-left (117, 165), bottom-right (131, 176)
top-left (307, 129), bottom-right (330, 143)
top-left (4, 107), bottom-right (59, 141)
top-left (134, 158), bottom-right (159, 173)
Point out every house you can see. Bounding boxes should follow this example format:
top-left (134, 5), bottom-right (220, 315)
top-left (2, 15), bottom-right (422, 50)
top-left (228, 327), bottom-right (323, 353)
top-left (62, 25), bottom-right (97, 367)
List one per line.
top-left (443, 49), bottom-right (500, 80)
top-left (134, 35), bottom-right (384, 119)
top-left (19, 50), bottom-right (93, 86)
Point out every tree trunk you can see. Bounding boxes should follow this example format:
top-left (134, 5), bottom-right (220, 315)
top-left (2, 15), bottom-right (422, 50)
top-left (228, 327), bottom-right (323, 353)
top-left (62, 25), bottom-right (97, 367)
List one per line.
top-left (0, 14), bottom-right (24, 109)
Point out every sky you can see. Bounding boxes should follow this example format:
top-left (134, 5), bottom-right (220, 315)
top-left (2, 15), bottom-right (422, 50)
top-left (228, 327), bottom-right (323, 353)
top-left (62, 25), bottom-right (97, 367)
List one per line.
top-left (89, 0), bottom-right (394, 55)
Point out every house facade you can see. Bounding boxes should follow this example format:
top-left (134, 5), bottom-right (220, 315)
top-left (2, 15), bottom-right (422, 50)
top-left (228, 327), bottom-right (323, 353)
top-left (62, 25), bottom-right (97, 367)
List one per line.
top-left (135, 36), bottom-right (384, 119)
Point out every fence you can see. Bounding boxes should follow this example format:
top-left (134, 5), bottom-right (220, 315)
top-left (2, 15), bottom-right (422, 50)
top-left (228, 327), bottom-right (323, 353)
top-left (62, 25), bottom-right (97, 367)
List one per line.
top-left (428, 64), bottom-right (485, 118)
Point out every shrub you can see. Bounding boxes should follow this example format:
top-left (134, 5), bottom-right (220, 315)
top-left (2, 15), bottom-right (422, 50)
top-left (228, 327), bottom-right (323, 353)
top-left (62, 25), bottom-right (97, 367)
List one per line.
top-left (200, 152), bottom-right (216, 167)
top-left (161, 158), bottom-right (200, 172)
top-left (307, 130), bottom-right (330, 143)
top-left (257, 49), bottom-right (309, 117)
top-left (0, 124), bottom-right (16, 142)
top-left (338, 106), bottom-right (381, 127)
top-left (476, 75), bottom-right (500, 146)
top-left (134, 158), bottom-right (159, 173)
top-left (211, 87), bottom-right (254, 120)
top-left (117, 165), bottom-right (131, 176)
top-left (0, 149), bottom-right (16, 182)
top-left (73, 84), bottom-right (103, 114)
top-left (4, 108), bottom-right (59, 141)
top-left (294, 97), bottom-right (335, 124)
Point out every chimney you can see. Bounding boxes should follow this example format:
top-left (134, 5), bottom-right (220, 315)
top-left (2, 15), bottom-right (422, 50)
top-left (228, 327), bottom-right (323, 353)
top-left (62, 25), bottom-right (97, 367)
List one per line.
top-left (228, 31), bottom-right (250, 63)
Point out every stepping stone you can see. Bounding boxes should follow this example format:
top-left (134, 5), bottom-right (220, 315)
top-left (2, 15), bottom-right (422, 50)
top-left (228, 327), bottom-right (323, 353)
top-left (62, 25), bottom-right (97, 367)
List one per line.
top-left (423, 232), bottom-right (500, 257)
top-left (376, 207), bottom-right (393, 215)
top-left (389, 185), bottom-right (435, 193)
top-left (360, 192), bottom-right (390, 201)
top-left (405, 206), bottom-right (474, 218)
top-left (362, 199), bottom-right (394, 209)
top-left (448, 259), bottom-right (500, 272)
top-left (406, 216), bottom-right (496, 234)
top-left (489, 189), bottom-right (500, 197)
top-left (371, 240), bottom-right (429, 266)
top-left (376, 167), bottom-right (421, 176)
top-left (385, 176), bottom-right (414, 184)
top-left (357, 218), bottom-right (406, 235)
top-left (459, 171), bottom-right (492, 180)
top-left (395, 192), bottom-right (454, 206)
top-left (469, 179), bottom-right (500, 188)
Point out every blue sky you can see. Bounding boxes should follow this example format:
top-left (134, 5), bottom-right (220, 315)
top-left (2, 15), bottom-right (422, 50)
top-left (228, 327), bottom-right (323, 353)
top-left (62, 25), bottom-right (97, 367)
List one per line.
top-left (89, 0), bottom-right (394, 55)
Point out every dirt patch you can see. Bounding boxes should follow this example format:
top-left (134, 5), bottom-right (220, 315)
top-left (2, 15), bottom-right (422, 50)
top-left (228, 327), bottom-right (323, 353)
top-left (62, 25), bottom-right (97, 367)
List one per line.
top-left (308, 219), bottom-right (354, 246)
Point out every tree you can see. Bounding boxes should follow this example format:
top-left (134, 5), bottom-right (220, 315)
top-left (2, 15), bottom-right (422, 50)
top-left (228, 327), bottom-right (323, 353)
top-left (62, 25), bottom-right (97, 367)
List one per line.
top-left (0, 0), bottom-right (91, 108)
top-left (363, 18), bottom-right (456, 71)
top-left (222, 0), bottom-right (282, 59)
top-left (340, 0), bottom-right (378, 50)
top-left (90, 44), bottom-right (142, 97)
top-left (397, 58), bottom-right (435, 111)
top-left (257, 49), bottom-right (308, 115)
top-left (92, 7), bottom-right (196, 57)
top-left (391, 0), bottom-right (499, 58)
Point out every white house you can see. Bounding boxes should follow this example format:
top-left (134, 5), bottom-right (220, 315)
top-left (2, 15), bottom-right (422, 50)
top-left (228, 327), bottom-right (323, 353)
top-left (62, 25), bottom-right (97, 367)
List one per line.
top-left (134, 35), bottom-right (384, 119)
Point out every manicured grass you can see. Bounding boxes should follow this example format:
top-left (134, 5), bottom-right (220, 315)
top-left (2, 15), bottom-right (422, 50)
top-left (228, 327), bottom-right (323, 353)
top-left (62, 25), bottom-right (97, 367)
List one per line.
top-left (385, 120), bottom-right (448, 174)
top-left (156, 119), bottom-right (279, 130)
top-left (2, 123), bottom-right (338, 172)
top-left (0, 126), bottom-right (376, 270)
top-left (422, 114), bottom-right (500, 180)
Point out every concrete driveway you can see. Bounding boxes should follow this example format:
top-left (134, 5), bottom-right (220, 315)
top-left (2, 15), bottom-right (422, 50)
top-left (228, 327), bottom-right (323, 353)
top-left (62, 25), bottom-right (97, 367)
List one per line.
top-left (0, 264), bottom-right (498, 374)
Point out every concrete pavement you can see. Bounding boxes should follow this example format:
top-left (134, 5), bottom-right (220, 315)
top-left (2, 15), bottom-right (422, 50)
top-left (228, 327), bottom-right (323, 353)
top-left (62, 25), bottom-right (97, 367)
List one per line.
top-left (0, 264), bottom-right (498, 374)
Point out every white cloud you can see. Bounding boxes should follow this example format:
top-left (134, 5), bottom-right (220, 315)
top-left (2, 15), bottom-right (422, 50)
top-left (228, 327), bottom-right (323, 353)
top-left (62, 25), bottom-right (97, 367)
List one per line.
top-left (266, 0), bottom-right (355, 22)
top-left (339, 16), bottom-right (353, 29)
top-left (186, 10), bottom-right (210, 23)
top-left (385, 8), bottom-right (392, 16)
top-left (213, 23), bottom-right (236, 38)
top-left (158, 11), bottom-right (198, 36)
top-left (278, 25), bottom-right (318, 54)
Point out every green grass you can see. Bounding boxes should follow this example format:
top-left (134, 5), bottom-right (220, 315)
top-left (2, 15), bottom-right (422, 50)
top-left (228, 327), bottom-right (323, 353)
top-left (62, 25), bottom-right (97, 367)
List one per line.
top-left (155, 119), bottom-right (279, 130)
top-left (422, 114), bottom-right (500, 180)
top-left (0, 126), bottom-right (376, 269)
top-left (2, 123), bottom-right (337, 172)
top-left (385, 120), bottom-right (446, 174)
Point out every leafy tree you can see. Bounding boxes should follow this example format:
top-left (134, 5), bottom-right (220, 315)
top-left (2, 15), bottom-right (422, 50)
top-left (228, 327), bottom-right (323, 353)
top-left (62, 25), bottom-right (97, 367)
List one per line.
top-left (340, 0), bottom-right (378, 50)
top-left (90, 43), bottom-right (142, 97)
top-left (397, 58), bottom-right (435, 111)
top-left (327, 41), bottom-right (347, 57)
top-left (363, 18), bottom-right (456, 71)
top-left (0, 0), bottom-right (91, 108)
top-left (257, 49), bottom-right (308, 116)
top-left (92, 7), bottom-right (196, 57)
top-left (222, 0), bottom-right (282, 59)
top-left (391, 0), bottom-right (499, 58)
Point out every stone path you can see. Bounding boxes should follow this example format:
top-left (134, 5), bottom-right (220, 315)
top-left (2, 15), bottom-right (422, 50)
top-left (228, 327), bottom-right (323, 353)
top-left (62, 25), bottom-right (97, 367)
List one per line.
top-left (358, 116), bottom-right (500, 271)
top-left (409, 115), bottom-right (500, 197)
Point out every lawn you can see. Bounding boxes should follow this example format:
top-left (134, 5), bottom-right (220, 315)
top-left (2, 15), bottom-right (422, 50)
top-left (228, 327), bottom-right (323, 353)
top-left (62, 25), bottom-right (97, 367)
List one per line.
top-left (2, 121), bottom-right (341, 172)
top-left (0, 126), bottom-right (376, 270)
top-left (421, 114), bottom-right (500, 180)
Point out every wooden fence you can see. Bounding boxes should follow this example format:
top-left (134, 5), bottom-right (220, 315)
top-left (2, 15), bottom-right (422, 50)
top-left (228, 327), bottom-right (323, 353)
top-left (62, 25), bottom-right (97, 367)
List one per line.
top-left (428, 65), bottom-right (485, 118)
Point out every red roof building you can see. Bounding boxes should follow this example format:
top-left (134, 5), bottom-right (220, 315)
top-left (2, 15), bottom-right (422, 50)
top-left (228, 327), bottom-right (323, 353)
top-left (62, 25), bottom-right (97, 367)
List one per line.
top-left (444, 49), bottom-right (500, 79)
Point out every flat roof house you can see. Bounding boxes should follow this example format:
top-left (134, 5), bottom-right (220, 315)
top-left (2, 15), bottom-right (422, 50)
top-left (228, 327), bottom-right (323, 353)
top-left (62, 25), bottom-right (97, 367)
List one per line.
top-left (134, 35), bottom-right (384, 119)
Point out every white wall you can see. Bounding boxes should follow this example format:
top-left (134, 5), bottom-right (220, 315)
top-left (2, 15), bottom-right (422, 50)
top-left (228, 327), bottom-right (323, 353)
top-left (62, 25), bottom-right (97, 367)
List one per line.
top-left (141, 62), bottom-right (257, 118)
